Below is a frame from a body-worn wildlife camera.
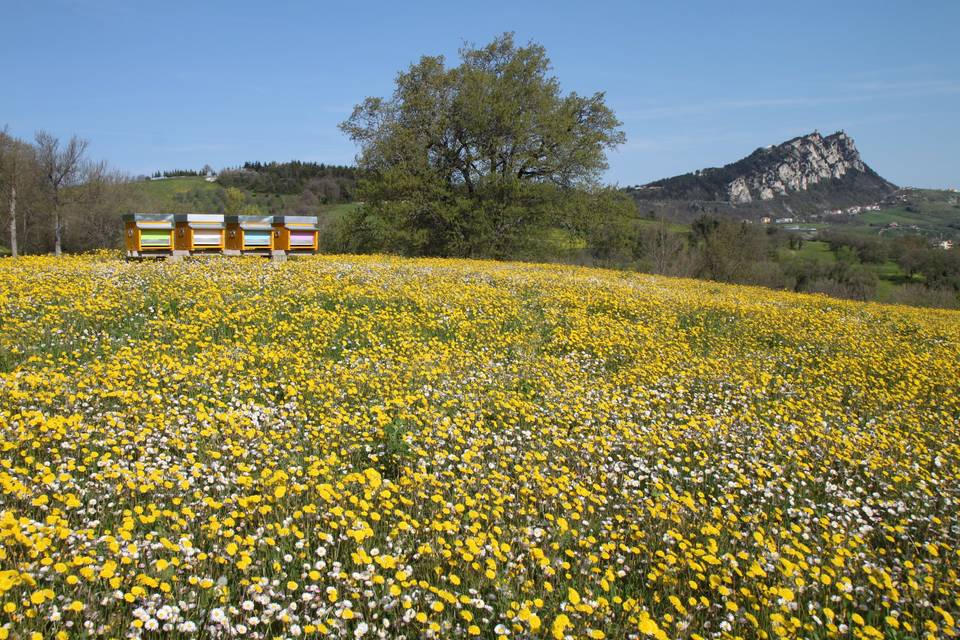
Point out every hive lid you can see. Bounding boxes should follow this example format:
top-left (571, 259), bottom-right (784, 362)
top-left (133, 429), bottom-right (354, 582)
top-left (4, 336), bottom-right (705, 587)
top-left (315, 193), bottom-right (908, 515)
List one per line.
top-left (123, 213), bottom-right (175, 223)
top-left (174, 213), bottom-right (225, 224)
top-left (273, 215), bottom-right (319, 225)
top-left (225, 215), bottom-right (273, 225)
top-left (135, 222), bottom-right (174, 229)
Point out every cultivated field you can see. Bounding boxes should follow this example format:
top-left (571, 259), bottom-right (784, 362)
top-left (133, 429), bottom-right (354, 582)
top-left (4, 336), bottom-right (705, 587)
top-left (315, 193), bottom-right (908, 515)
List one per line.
top-left (0, 254), bottom-right (958, 639)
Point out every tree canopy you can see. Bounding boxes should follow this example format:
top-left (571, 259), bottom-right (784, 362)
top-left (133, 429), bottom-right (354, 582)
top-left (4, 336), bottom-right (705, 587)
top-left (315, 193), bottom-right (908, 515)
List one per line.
top-left (339, 33), bottom-right (626, 257)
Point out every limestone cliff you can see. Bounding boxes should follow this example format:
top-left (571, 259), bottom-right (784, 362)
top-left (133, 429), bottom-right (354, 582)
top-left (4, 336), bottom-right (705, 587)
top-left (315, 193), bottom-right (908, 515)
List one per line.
top-left (627, 131), bottom-right (897, 218)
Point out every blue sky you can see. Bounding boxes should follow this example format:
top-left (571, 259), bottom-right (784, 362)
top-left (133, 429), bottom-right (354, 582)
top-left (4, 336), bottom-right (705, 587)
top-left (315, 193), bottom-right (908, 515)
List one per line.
top-left (3, 0), bottom-right (958, 187)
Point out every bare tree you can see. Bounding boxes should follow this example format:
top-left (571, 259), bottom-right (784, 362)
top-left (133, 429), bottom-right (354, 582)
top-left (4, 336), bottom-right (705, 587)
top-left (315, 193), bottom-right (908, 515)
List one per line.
top-left (65, 160), bottom-right (132, 252)
top-left (640, 216), bottom-right (688, 275)
top-left (7, 168), bottom-right (15, 258)
top-left (0, 128), bottom-right (15, 256)
top-left (0, 128), bottom-right (38, 257)
top-left (34, 130), bottom-right (89, 255)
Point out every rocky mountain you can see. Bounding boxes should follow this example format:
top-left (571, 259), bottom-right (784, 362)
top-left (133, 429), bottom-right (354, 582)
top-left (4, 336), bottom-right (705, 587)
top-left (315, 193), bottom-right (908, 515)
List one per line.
top-left (627, 131), bottom-right (897, 220)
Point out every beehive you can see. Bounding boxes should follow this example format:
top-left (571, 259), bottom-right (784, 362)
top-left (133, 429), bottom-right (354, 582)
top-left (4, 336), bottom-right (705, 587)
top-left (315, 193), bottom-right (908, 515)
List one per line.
top-left (272, 215), bottom-right (319, 252)
top-left (123, 213), bottom-right (175, 257)
top-left (225, 215), bottom-right (274, 252)
top-left (174, 214), bottom-right (225, 252)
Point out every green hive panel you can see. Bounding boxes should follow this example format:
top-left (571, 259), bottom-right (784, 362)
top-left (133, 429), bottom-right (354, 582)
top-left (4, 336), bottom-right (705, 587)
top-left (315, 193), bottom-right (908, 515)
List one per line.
top-left (140, 229), bottom-right (171, 247)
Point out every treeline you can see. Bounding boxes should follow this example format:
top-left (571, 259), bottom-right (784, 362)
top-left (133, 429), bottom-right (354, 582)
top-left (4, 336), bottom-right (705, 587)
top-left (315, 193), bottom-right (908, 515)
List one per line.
top-left (569, 216), bottom-right (959, 308)
top-left (0, 127), bottom-right (140, 255)
top-left (151, 166), bottom-right (214, 178)
top-left (819, 230), bottom-right (960, 306)
top-left (217, 161), bottom-right (359, 202)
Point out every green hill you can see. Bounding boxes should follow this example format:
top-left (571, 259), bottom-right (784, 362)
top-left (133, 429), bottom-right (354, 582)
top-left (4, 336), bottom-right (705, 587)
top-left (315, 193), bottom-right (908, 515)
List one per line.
top-left (123, 177), bottom-right (360, 224)
top-left (128, 176), bottom-right (219, 204)
top-left (827, 188), bottom-right (960, 241)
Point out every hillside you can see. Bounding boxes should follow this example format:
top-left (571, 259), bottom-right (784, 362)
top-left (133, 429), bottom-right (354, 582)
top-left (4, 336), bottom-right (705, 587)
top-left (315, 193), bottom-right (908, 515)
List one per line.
top-left (1, 254), bottom-right (958, 638)
top-left (627, 131), bottom-right (897, 220)
top-left (825, 187), bottom-right (960, 240)
top-left (122, 175), bottom-right (360, 227)
top-left (124, 176), bottom-right (294, 214)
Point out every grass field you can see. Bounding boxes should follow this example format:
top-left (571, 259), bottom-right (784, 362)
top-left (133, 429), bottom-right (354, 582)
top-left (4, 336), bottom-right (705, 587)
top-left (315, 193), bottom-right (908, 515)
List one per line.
top-left (1, 255), bottom-right (958, 639)
top-left (826, 189), bottom-right (960, 241)
top-left (780, 240), bottom-right (837, 264)
top-left (317, 202), bottom-right (362, 221)
top-left (129, 177), bottom-right (220, 202)
top-left (125, 178), bottom-right (359, 219)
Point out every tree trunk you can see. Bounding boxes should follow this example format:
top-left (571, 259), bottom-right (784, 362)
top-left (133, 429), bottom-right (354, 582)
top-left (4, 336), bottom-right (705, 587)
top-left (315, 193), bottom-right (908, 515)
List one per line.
top-left (8, 184), bottom-right (16, 258)
top-left (54, 209), bottom-right (62, 256)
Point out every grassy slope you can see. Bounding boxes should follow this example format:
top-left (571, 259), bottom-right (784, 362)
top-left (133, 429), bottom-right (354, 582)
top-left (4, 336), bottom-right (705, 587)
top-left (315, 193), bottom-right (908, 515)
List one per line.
top-left (125, 177), bottom-right (361, 220)
top-left (0, 255), bottom-right (957, 639)
top-left (781, 240), bottom-right (836, 264)
top-left (823, 189), bottom-right (960, 240)
top-left (129, 176), bottom-right (219, 203)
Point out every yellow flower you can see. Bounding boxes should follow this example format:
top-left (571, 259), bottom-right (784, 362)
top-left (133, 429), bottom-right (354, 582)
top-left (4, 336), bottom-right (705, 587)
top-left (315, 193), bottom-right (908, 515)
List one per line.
top-left (552, 613), bottom-right (571, 639)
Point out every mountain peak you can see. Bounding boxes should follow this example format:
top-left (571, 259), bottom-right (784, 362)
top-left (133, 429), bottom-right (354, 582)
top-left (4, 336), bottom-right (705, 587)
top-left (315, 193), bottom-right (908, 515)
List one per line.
top-left (628, 130), bottom-right (896, 218)
top-left (723, 130), bottom-right (868, 204)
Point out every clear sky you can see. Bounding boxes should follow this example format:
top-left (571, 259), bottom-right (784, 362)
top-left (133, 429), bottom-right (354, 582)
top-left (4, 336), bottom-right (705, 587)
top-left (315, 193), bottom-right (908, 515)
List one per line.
top-left (3, 0), bottom-right (958, 188)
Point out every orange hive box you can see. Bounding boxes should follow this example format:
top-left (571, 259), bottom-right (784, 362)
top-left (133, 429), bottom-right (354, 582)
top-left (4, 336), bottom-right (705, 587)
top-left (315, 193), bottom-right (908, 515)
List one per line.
top-left (272, 215), bottom-right (319, 253)
top-left (174, 214), bottom-right (225, 253)
top-left (123, 213), bottom-right (175, 258)
top-left (225, 215), bottom-right (274, 252)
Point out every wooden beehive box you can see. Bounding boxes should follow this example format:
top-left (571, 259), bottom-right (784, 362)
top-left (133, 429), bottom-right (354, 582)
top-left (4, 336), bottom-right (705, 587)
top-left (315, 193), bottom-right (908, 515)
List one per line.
top-left (225, 215), bottom-right (274, 252)
top-left (272, 215), bottom-right (319, 252)
top-left (174, 214), bottom-right (225, 252)
top-left (123, 213), bottom-right (175, 257)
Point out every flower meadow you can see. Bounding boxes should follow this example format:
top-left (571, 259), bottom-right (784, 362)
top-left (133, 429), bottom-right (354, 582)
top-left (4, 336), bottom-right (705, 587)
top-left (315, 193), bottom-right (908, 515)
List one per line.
top-left (0, 254), bottom-right (958, 640)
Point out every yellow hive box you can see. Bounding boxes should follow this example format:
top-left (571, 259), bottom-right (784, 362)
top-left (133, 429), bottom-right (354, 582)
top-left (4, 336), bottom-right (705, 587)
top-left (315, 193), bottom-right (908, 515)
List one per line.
top-left (174, 214), bottom-right (225, 252)
top-left (272, 215), bottom-right (319, 252)
top-left (123, 213), bottom-right (175, 256)
top-left (225, 215), bottom-right (275, 252)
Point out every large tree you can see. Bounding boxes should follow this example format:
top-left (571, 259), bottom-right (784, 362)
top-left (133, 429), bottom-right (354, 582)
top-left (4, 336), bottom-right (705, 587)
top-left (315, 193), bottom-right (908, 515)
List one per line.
top-left (340, 33), bottom-right (625, 257)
